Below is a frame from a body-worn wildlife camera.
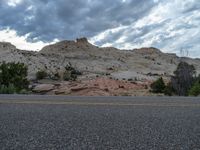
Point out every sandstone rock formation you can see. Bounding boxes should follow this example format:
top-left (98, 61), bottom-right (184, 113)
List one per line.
top-left (0, 37), bottom-right (200, 96)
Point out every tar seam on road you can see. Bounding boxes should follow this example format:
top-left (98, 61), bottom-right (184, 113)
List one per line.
top-left (0, 100), bottom-right (200, 107)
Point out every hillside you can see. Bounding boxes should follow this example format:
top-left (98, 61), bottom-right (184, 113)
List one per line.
top-left (1, 38), bottom-right (200, 96)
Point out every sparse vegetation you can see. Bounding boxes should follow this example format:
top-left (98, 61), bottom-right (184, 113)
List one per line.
top-left (63, 71), bottom-right (71, 81)
top-left (36, 70), bottom-right (48, 80)
top-left (0, 84), bottom-right (16, 94)
top-left (51, 72), bottom-right (60, 81)
top-left (63, 63), bottom-right (82, 81)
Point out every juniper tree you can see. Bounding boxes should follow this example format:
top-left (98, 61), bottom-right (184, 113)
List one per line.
top-left (171, 62), bottom-right (196, 96)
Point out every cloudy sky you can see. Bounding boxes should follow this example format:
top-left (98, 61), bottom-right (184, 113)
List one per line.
top-left (0, 0), bottom-right (199, 57)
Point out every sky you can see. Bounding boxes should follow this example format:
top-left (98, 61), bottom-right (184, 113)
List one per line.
top-left (0, 0), bottom-right (199, 57)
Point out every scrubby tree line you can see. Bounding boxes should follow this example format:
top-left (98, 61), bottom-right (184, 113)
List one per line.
top-left (0, 61), bottom-right (82, 94)
top-left (151, 61), bottom-right (200, 96)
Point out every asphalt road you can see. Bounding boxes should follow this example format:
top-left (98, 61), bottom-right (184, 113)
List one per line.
top-left (0, 95), bottom-right (200, 150)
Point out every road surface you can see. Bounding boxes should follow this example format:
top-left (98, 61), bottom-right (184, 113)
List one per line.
top-left (0, 95), bottom-right (200, 150)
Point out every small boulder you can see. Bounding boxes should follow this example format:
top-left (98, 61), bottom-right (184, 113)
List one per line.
top-left (32, 84), bottom-right (55, 93)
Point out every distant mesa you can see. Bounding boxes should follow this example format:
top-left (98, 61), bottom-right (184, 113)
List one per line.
top-left (40, 37), bottom-right (93, 54)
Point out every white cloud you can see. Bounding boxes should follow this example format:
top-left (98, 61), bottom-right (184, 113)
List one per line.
top-left (0, 29), bottom-right (57, 51)
top-left (7, 0), bottom-right (23, 7)
top-left (90, 0), bottom-right (200, 58)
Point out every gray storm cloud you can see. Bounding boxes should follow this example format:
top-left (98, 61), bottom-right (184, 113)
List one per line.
top-left (0, 0), bottom-right (156, 41)
top-left (0, 0), bottom-right (200, 57)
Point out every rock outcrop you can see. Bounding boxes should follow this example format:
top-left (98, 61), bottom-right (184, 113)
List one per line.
top-left (32, 84), bottom-right (55, 93)
top-left (76, 37), bottom-right (88, 43)
top-left (31, 77), bottom-right (150, 96)
top-left (0, 38), bottom-right (200, 82)
top-left (0, 42), bottom-right (16, 50)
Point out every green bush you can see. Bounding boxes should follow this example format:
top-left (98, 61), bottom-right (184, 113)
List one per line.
top-left (0, 84), bottom-right (16, 94)
top-left (0, 62), bottom-right (29, 92)
top-left (188, 82), bottom-right (200, 96)
top-left (36, 70), bottom-right (48, 80)
top-left (150, 77), bottom-right (166, 93)
top-left (164, 83), bottom-right (174, 96)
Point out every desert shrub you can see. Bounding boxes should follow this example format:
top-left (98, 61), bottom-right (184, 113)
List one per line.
top-left (53, 72), bottom-right (60, 80)
top-left (171, 62), bottom-right (196, 96)
top-left (0, 62), bottom-right (29, 92)
top-left (70, 74), bottom-right (78, 81)
top-left (63, 71), bottom-right (71, 81)
top-left (150, 77), bottom-right (166, 93)
top-left (48, 72), bottom-right (60, 81)
top-left (0, 84), bottom-right (16, 94)
top-left (188, 81), bottom-right (200, 96)
top-left (63, 63), bottom-right (82, 81)
top-left (163, 83), bottom-right (175, 96)
top-left (19, 89), bottom-right (31, 94)
top-left (36, 70), bottom-right (48, 80)
top-left (71, 70), bottom-right (82, 76)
